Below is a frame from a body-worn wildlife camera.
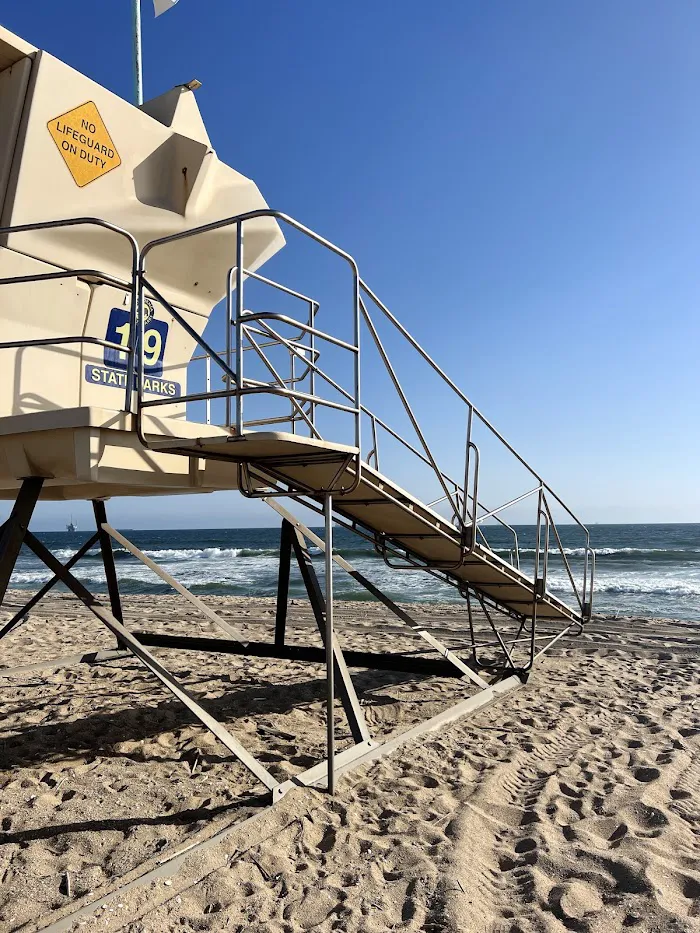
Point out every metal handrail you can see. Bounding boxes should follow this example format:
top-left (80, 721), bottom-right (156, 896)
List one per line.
top-left (542, 494), bottom-right (583, 610)
top-left (133, 207), bottom-right (590, 626)
top-left (359, 296), bottom-right (463, 530)
top-left (0, 335), bottom-right (130, 354)
top-left (0, 210), bottom-right (590, 653)
top-left (242, 325), bottom-right (322, 440)
top-left (239, 312), bottom-right (520, 559)
top-left (0, 217), bottom-right (140, 412)
top-left (359, 277), bottom-right (590, 537)
top-left (138, 209), bottom-right (362, 493)
top-left (358, 278), bottom-right (589, 610)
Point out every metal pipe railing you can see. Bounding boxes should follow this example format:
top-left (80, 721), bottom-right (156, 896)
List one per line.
top-left (0, 217), bottom-right (140, 411)
top-left (0, 335), bottom-right (130, 354)
top-left (0, 209), bottom-right (590, 644)
top-left (359, 278), bottom-right (590, 535)
top-left (131, 208), bottom-right (590, 627)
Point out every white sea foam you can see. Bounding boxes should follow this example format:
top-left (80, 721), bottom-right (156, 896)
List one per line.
top-left (500, 546), bottom-right (699, 557)
top-left (139, 546), bottom-right (279, 560)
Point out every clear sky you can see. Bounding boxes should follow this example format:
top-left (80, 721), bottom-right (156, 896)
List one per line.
top-left (1, 1), bottom-right (698, 529)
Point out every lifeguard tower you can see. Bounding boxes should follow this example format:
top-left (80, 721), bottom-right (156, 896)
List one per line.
top-left (0, 24), bottom-right (594, 801)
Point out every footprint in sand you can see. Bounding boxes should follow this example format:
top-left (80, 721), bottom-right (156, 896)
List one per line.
top-left (609, 822), bottom-right (628, 845)
top-left (632, 766), bottom-right (660, 783)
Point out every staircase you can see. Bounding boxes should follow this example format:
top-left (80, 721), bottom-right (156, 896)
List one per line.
top-left (137, 210), bottom-right (594, 668)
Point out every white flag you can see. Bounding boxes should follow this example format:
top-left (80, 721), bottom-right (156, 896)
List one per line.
top-left (153, 0), bottom-right (180, 16)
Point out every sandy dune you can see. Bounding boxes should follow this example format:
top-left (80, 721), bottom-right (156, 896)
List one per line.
top-left (0, 592), bottom-right (698, 932)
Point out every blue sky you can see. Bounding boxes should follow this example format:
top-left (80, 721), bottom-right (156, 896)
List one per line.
top-left (2, 1), bottom-right (698, 529)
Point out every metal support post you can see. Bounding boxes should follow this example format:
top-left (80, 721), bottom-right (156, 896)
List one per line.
top-left (132, 0), bottom-right (143, 106)
top-left (290, 526), bottom-right (370, 745)
top-left (275, 520), bottom-right (293, 647)
top-left (235, 224), bottom-right (244, 434)
top-left (0, 477), bottom-right (44, 606)
top-left (265, 498), bottom-right (488, 688)
top-left (93, 500), bottom-right (125, 648)
top-left (325, 494), bottom-right (335, 795)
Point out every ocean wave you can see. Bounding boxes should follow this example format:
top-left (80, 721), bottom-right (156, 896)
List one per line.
top-left (39, 545), bottom-right (286, 563)
top-left (496, 546), bottom-right (700, 559)
top-left (125, 546), bottom-right (280, 561)
top-left (49, 547), bottom-right (98, 562)
top-left (126, 545), bottom-right (382, 562)
top-left (590, 580), bottom-right (700, 597)
top-left (46, 543), bottom-right (699, 562)
top-left (545, 568), bottom-right (700, 599)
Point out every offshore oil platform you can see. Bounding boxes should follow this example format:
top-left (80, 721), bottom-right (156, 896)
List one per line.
top-left (0, 22), bottom-right (593, 812)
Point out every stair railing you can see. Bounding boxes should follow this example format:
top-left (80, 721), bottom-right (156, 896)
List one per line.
top-left (136, 208), bottom-right (591, 622)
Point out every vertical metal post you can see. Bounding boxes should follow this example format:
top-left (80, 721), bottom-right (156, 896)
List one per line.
top-left (466, 441), bottom-right (479, 553)
top-left (93, 499), bottom-right (126, 650)
top-left (352, 276), bottom-right (361, 454)
top-left (463, 406), bottom-right (473, 528)
top-left (275, 520), bottom-right (293, 647)
top-left (136, 264), bottom-right (146, 430)
top-left (290, 352), bottom-right (296, 434)
top-left (132, 0), bottom-right (144, 106)
top-left (205, 355), bottom-right (211, 425)
top-left (225, 266), bottom-right (235, 429)
top-left (465, 589), bottom-right (478, 666)
top-left (530, 488), bottom-right (545, 670)
top-left (582, 538), bottom-right (590, 614)
top-left (124, 247), bottom-right (140, 414)
top-left (291, 529), bottom-right (369, 744)
top-left (92, 501), bottom-right (123, 624)
top-left (235, 226), bottom-right (244, 435)
top-left (325, 494), bottom-right (335, 795)
top-left (368, 414), bottom-right (379, 469)
top-left (309, 300), bottom-right (317, 431)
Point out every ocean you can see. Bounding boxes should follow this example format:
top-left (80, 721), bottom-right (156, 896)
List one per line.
top-left (7, 523), bottom-right (700, 622)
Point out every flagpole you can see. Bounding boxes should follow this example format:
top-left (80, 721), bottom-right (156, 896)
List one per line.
top-left (132, 0), bottom-right (144, 105)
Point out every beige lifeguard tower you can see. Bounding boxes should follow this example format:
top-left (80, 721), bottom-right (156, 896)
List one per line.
top-left (0, 24), bottom-right (594, 803)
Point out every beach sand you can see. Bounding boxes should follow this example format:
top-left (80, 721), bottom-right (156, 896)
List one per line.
top-left (0, 591), bottom-right (698, 932)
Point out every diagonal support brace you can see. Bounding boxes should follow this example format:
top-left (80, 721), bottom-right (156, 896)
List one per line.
top-left (266, 498), bottom-right (489, 689)
top-left (22, 530), bottom-right (281, 794)
top-left (0, 531), bottom-right (100, 641)
top-left (101, 523), bottom-right (247, 645)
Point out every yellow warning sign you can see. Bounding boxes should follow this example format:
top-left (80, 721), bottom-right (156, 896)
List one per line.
top-left (47, 101), bottom-right (121, 188)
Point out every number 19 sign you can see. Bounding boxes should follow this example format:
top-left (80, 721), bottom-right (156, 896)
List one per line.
top-left (84, 308), bottom-right (181, 397)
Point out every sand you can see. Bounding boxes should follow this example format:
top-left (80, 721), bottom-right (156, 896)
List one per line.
top-left (0, 590), bottom-right (698, 932)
